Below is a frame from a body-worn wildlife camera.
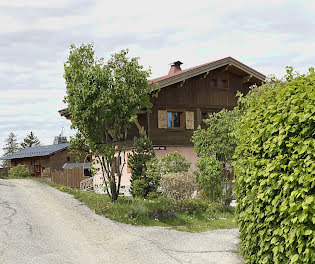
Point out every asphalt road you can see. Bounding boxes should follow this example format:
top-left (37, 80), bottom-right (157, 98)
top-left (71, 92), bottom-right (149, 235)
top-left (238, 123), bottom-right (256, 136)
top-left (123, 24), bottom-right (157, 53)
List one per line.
top-left (0, 179), bottom-right (243, 264)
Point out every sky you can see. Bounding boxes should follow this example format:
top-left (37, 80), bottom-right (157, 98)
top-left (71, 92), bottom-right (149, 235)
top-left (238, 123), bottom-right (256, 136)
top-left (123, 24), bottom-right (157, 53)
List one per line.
top-left (0, 0), bottom-right (314, 159)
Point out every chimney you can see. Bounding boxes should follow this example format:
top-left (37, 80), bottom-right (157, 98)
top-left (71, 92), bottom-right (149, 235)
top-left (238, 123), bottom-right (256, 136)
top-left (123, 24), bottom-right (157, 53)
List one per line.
top-left (168, 61), bottom-right (183, 75)
top-left (53, 134), bottom-right (67, 145)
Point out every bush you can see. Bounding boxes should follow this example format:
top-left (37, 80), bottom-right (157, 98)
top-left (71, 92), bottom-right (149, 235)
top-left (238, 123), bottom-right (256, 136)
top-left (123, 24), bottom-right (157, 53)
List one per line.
top-left (160, 172), bottom-right (196, 202)
top-left (128, 130), bottom-right (156, 198)
top-left (0, 170), bottom-right (6, 179)
top-left (8, 165), bottom-right (31, 178)
top-left (146, 191), bottom-right (160, 199)
top-left (234, 68), bottom-right (315, 263)
top-left (146, 151), bottom-right (191, 181)
top-left (131, 179), bottom-right (147, 198)
top-left (195, 155), bottom-right (223, 202)
top-left (179, 198), bottom-right (209, 214)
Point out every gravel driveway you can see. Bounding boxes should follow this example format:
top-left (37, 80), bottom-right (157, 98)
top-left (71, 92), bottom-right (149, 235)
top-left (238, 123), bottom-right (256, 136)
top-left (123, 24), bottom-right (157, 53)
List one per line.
top-left (0, 179), bottom-right (243, 264)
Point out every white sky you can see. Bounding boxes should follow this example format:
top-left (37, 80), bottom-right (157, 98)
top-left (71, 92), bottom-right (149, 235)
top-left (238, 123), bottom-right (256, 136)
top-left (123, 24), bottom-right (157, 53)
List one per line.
top-left (0, 0), bottom-right (314, 159)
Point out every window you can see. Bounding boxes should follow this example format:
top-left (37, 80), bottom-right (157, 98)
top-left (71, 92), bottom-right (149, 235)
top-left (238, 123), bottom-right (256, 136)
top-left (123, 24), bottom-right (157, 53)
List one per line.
top-left (66, 156), bottom-right (70, 162)
top-left (202, 112), bottom-right (211, 120)
top-left (167, 112), bottom-right (184, 128)
top-left (86, 156), bottom-right (91, 162)
top-left (201, 110), bottom-right (220, 121)
top-left (210, 79), bottom-right (217, 88)
top-left (218, 80), bottom-right (228, 90)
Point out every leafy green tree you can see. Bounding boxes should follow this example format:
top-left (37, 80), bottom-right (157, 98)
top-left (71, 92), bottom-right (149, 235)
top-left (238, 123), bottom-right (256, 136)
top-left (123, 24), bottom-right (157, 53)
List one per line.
top-left (234, 67), bottom-right (315, 263)
top-left (128, 130), bottom-right (156, 198)
top-left (2, 132), bottom-right (19, 167)
top-left (64, 44), bottom-right (155, 201)
top-left (20, 131), bottom-right (41, 148)
top-left (195, 154), bottom-right (222, 202)
top-left (8, 164), bottom-right (31, 178)
top-left (192, 109), bottom-right (240, 164)
top-left (192, 109), bottom-right (240, 204)
top-left (146, 151), bottom-right (191, 183)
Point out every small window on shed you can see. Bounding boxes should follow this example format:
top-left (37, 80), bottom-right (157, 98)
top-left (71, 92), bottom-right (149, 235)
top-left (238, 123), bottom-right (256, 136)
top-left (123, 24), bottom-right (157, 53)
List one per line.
top-left (86, 156), bottom-right (91, 162)
top-left (66, 157), bottom-right (70, 162)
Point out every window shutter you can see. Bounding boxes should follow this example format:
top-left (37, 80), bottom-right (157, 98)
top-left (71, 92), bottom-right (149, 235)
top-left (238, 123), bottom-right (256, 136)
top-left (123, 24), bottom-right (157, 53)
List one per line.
top-left (126, 155), bottom-right (131, 173)
top-left (158, 110), bottom-right (167, 128)
top-left (180, 112), bottom-right (185, 128)
top-left (185, 111), bottom-right (194, 129)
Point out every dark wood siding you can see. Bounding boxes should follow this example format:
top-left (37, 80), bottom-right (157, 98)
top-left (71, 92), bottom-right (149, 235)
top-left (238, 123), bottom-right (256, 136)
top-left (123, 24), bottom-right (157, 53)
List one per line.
top-left (148, 67), bottom-right (258, 146)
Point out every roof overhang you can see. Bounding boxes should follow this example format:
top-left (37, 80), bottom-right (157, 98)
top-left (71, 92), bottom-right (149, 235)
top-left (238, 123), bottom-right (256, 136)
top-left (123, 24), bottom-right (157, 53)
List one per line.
top-left (150, 57), bottom-right (266, 89)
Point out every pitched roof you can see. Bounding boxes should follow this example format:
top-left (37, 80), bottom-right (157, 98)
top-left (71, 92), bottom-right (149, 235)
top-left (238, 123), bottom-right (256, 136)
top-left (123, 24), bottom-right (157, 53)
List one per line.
top-left (149, 56), bottom-right (266, 89)
top-left (0, 143), bottom-right (70, 160)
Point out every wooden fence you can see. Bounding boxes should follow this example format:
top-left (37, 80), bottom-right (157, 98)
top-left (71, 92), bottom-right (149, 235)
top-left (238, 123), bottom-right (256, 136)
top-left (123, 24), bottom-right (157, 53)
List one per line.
top-left (51, 167), bottom-right (87, 188)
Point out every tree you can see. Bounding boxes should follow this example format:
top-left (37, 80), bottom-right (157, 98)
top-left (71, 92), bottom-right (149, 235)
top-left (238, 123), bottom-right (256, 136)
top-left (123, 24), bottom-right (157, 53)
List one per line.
top-left (128, 130), bottom-right (156, 198)
top-left (195, 154), bottom-right (222, 202)
top-left (2, 133), bottom-right (19, 167)
top-left (192, 109), bottom-right (240, 164)
top-left (20, 131), bottom-right (41, 148)
top-left (234, 68), bottom-right (314, 263)
top-left (192, 109), bottom-right (240, 204)
top-left (64, 44), bottom-right (155, 201)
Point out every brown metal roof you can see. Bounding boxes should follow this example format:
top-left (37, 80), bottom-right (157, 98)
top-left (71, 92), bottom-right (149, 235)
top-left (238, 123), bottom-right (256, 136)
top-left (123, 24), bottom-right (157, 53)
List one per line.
top-left (149, 56), bottom-right (266, 87)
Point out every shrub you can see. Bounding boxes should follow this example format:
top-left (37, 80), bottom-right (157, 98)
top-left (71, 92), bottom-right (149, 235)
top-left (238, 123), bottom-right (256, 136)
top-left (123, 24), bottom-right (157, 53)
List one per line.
top-left (160, 172), bottom-right (196, 202)
top-left (179, 198), bottom-right (209, 214)
top-left (128, 130), bottom-right (156, 198)
top-left (146, 151), bottom-right (191, 181)
top-left (131, 179), bottom-right (147, 198)
top-left (8, 165), bottom-right (31, 178)
top-left (146, 191), bottom-right (160, 199)
top-left (234, 68), bottom-right (315, 263)
top-left (195, 154), bottom-right (223, 202)
top-left (0, 170), bottom-right (6, 179)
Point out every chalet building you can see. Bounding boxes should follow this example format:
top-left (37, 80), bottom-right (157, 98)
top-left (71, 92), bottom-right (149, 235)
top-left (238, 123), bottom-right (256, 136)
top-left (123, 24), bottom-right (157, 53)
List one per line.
top-left (59, 57), bottom-right (265, 192)
top-left (0, 135), bottom-right (90, 178)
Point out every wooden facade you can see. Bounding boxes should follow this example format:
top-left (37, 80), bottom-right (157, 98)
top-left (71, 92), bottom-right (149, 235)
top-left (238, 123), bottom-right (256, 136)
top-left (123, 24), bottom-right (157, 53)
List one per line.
top-left (10, 149), bottom-right (89, 178)
top-left (126, 65), bottom-right (263, 146)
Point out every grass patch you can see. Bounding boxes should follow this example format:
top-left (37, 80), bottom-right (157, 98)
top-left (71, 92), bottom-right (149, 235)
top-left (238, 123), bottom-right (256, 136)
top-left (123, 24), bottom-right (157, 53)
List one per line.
top-left (33, 178), bottom-right (237, 232)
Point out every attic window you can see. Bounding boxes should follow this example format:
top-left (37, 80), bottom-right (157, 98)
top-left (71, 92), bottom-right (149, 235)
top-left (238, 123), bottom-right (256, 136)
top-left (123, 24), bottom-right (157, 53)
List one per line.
top-left (218, 80), bottom-right (228, 90)
top-left (210, 79), bottom-right (217, 88)
top-left (66, 157), bottom-right (70, 162)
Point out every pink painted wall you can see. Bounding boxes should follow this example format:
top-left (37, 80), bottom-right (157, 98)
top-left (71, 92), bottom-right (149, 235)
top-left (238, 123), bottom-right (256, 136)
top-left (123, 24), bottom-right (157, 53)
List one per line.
top-left (92, 146), bottom-right (198, 194)
top-left (154, 146), bottom-right (198, 172)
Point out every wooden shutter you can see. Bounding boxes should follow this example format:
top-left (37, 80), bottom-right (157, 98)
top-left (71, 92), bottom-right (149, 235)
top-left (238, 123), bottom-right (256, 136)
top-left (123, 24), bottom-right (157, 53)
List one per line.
top-left (180, 112), bottom-right (185, 128)
top-left (126, 154), bottom-right (131, 173)
top-left (185, 111), bottom-right (194, 129)
top-left (158, 110), bottom-right (167, 128)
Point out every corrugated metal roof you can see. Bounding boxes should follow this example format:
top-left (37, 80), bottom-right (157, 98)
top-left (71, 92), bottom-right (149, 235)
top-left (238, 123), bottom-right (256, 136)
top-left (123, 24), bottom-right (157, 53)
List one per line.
top-left (0, 143), bottom-right (70, 160)
top-left (62, 163), bottom-right (91, 169)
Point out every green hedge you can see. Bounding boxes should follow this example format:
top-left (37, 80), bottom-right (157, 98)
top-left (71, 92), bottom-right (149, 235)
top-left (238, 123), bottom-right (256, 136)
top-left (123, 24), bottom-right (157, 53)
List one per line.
top-left (234, 68), bottom-right (315, 263)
